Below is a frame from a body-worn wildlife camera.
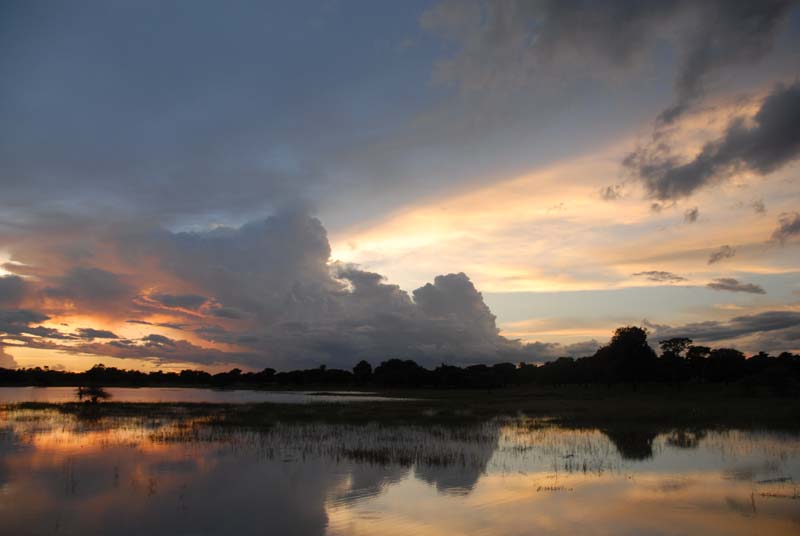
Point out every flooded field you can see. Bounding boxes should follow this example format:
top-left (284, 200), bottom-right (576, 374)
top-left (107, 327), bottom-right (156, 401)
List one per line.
top-left (0, 404), bottom-right (798, 535)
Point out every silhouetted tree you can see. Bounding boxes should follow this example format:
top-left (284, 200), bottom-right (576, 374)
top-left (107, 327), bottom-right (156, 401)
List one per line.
top-left (705, 348), bottom-right (746, 383)
top-left (659, 337), bottom-right (693, 359)
top-left (76, 385), bottom-right (111, 404)
top-left (659, 337), bottom-right (693, 384)
top-left (593, 326), bottom-right (657, 386)
top-left (0, 325), bottom-right (798, 392)
top-left (686, 345), bottom-right (711, 380)
top-left (353, 360), bottom-right (373, 385)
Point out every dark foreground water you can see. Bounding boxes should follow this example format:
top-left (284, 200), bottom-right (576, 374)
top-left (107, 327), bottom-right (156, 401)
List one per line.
top-left (0, 406), bottom-right (798, 535)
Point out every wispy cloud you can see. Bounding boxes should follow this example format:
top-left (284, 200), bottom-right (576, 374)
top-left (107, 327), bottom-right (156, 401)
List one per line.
top-left (707, 278), bottom-right (766, 294)
top-left (632, 271), bottom-right (687, 283)
top-left (708, 245), bottom-right (736, 265)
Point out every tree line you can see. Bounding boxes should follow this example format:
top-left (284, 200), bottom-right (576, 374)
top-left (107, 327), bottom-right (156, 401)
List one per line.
top-left (0, 327), bottom-right (798, 394)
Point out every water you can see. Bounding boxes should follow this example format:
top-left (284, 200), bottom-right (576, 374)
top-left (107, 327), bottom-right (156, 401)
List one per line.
top-left (0, 386), bottom-right (398, 404)
top-left (0, 406), bottom-right (798, 535)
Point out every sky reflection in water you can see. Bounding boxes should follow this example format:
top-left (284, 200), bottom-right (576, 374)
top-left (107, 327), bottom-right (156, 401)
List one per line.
top-left (0, 407), bottom-right (798, 535)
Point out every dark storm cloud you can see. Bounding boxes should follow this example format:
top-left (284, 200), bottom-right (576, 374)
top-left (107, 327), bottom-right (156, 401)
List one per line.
top-left (126, 320), bottom-right (188, 330)
top-left (75, 328), bottom-right (119, 340)
top-left (209, 306), bottom-right (245, 320)
top-left (0, 308), bottom-right (70, 341)
top-left (707, 278), bottom-right (766, 294)
top-left (143, 334), bottom-right (176, 347)
top-left (771, 211), bottom-right (800, 243)
top-left (0, 309), bottom-right (49, 329)
top-left (72, 335), bottom-right (256, 367)
top-left (632, 271), bottom-right (686, 283)
top-left (656, 0), bottom-right (795, 124)
top-left (651, 310), bottom-right (800, 343)
top-left (424, 1), bottom-right (794, 109)
top-left (44, 267), bottom-right (134, 313)
top-left (422, 0), bottom-right (672, 90)
top-left (708, 245), bottom-right (736, 265)
top-left (627, 82), bottom-right (800, 200)
top-left (0, 1), bottom-right (433, 226)
top-left (150, 294), bottom-right (208, 310)
top-left (0, 275), bottom-right (28, 307)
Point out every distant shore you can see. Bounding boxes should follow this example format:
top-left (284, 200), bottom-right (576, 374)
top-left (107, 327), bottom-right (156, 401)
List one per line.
top-left (6, 384), bottom-right (800, 430)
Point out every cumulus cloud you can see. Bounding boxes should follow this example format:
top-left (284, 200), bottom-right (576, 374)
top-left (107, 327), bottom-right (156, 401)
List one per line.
top-left (707, 278), bottom-right (766, 294)
top-left (0, 213), bottom-right (553, 369)
top-left (627, 82), bottom-right (800, 200)
top-left (633, 271), bottom-right (687, 283)
top-left (0, 346), bottom-right (18, 369)
top-left (771, 211), bottom-right (800, 243)
top-left (708, 245), bottom-right (736, 265)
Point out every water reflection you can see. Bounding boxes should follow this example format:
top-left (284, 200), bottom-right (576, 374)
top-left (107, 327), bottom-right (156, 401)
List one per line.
top-left (0, 407), bottom-right (798, 535)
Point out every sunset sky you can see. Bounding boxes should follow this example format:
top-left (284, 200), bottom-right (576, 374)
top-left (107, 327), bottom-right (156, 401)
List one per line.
top-left (1, 1), bottom-right (799, 372)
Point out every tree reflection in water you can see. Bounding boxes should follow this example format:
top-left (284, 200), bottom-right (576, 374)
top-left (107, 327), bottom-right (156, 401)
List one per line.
top-left (0, 407), bottom-right (798, 535)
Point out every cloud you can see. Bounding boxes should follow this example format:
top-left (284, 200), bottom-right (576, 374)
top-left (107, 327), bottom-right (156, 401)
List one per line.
top-left (649, 310), bottom-right (800, 344)
top-left (684, 207), bottom-right (699, 223)
top-left (0, 213), bottom-right (550, 368)
top-left (656, 1), bottom-right (794, 124)
top-left (627, 82), bottom-right (800, 200)
top-left (70, 335), bottom-right (255, 367)
top-left (126, 319), bottom-right (188, 330)
top-left (150, 294), bottom-right (208, 310)
top-left (632, 271), bottom-right (687, 283)
top-left (0, 275), bottom-right (29, 307)
top-left (708, 245), bottom-right (736, 264)
top-left (44, 267), bottom-right (134, 314)
top-left (0, 308), bottom-right (73, 343)
top-left (771, 211), bottom-right (800, 243)
top-left (0, 346), bottom-right (17, 369)
top-left (0, 309), bottom-right (50, 333)
top-left (422, 0), bottom-right (670, 91)
top-left (520, 339), bottom-right (601, 363)
top-left (423, 1), bottom-right (793, 117)
top-left (600, 185), bottom-right (622, 201)
top-left (75, 328), bottom-right (119, 340)
top-left (707, 278), bottom-right (766, 294)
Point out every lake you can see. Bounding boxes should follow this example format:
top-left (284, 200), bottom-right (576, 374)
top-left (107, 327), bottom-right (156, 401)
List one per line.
top-left (0, 403), bottom-right (798, 535)
top-left (0, 386), bottom-right (398, 404)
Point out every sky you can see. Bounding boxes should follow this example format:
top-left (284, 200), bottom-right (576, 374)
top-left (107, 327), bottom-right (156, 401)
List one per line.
top-left (1, 0), bottom-right (799, 372)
